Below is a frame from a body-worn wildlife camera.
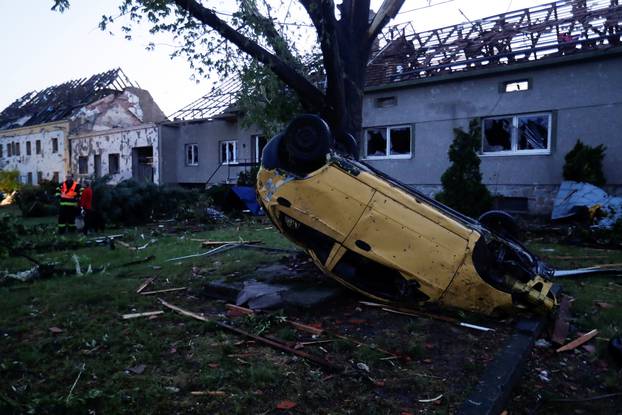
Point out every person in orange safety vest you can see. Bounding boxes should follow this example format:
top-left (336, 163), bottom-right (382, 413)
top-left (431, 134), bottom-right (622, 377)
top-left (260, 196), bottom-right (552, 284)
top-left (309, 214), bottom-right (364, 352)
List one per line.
top-left (55, 173), bottom-right (82, 234)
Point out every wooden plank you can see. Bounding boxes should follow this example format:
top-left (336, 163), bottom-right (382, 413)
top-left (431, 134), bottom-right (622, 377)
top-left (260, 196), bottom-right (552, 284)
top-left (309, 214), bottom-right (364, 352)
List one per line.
top-left (122, 311), bottom-right (164, 320)
top-left (141, 287), bottom-right (187, 296)
top-left (556, 329), bottom-right (599, 352)
top-left (136, 277), bottom-right (155, 294)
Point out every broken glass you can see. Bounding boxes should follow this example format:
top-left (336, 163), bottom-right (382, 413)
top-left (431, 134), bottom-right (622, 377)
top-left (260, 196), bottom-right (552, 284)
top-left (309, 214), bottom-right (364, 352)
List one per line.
top-left (483, 117), bottom-right (512, 152)
top-left (366, 128), bottom-right (387, 157)
top-left (518, 115), bottom-right (549, 150)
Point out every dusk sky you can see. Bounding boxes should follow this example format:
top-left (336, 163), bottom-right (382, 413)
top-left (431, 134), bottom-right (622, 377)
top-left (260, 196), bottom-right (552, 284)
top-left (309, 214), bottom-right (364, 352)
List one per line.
top-left (0, 0), bottom-right (546, 116)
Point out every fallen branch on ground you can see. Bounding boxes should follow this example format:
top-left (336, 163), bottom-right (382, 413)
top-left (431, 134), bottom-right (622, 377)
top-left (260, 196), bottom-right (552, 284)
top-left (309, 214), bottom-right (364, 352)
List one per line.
top-left (122, 255), bottom-right (155, 267)
top-left (159, 299), bottom-right (343, 372)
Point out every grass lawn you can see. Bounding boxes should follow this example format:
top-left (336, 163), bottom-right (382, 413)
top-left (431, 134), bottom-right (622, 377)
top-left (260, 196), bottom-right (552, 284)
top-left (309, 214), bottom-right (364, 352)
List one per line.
top-left (1, 207), bottom-right (621, 414)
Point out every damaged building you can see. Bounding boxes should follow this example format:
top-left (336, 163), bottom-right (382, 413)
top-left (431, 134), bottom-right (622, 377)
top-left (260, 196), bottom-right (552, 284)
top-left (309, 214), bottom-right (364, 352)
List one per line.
top-left (363, 0), bottom-right (622, 214)
top-left (0, 68), bottom-right (166, 184)
top-left (159, 77), bottom-right (265, 186)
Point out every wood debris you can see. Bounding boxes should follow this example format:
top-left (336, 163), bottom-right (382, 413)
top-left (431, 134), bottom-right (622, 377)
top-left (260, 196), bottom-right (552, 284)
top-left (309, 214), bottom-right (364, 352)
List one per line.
top-left (556, 329), bottom-right (599, 353)
top-left (122, 311), bottom-right (164, 320)
top-left (288, 321), bottom-right (324, 336)
top-left (417, 394), bottom-right (443, 403)
top-left (201, 240), bottom-right (262, 247)
top-left (141, 287), bottom-right (187, 296)
top-left (159, 299), bottom-right (343, 372)
top-left (136, 277), bottom-right (156, 294)
top-left (225, 304), bottom-right (255, 317)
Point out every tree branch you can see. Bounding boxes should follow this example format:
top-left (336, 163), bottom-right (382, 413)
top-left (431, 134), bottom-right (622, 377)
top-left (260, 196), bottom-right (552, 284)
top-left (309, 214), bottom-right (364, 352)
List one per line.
top-left (367, 0), bottom-right (406, 42)
top-left (173, 0), bottom-right (326, 112)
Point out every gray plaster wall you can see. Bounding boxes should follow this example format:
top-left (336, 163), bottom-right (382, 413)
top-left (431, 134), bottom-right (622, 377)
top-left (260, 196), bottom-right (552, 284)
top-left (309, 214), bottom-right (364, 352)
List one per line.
top-left (363, 54), bottom-right (622, 213)
top-left (160, 118), bottom-right (261, 185)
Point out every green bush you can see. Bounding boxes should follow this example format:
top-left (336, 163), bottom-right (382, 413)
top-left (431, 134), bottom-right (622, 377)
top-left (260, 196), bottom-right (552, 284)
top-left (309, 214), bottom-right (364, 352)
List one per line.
top-left (0, 170), bottom-right (21, 194)
top-left (91, 177), bottom-right (202, 226)
top-left (237, 166), bottom-right (259, 187)
top-left (563, 140), bottom-right (606, 187)
top-left (14, 181), bottom-right (58, 217)
top-left (436, 119), bottom-right (492, 218)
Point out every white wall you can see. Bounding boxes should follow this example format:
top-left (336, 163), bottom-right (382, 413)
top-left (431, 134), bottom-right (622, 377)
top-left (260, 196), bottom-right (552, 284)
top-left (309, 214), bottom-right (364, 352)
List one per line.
top-left (70, 124), bottom-right (160, 184)
top-left (0, 124), bottom-right (67, 184)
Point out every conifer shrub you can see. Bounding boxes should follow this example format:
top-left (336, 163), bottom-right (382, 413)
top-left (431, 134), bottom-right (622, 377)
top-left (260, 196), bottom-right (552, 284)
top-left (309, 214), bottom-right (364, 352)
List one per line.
top-left (435, 119), bottom-right (492, 218)
top-left (563, 140), bottom-right (606, 187)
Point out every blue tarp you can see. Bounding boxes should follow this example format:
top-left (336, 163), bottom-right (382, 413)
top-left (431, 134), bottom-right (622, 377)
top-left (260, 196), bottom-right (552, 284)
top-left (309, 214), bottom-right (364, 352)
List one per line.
top-left (231, 186), bottom-right (263, 216)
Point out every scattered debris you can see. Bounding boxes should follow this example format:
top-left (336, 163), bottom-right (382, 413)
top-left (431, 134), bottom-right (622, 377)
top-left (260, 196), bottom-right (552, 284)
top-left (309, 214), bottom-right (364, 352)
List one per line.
top-left (1, 266), bottom-right (40, 283)
top-left (556, 329), bottom-right (599, 352)
top-left (534, 339), bottom-right (552, 348)
top-left (288, 321), bottom-right (324, 336)
top-left (276, 400), bottom-right (297, 410)
top-left (595, 301), bottom-right (615, 309)
top-left (141, 287), bottom-right (187, 296)
top-left (190, 391), bottom-right (226, 397)
top-left (49, 327), bottom-right (63, 334)
top-left (225, 303), bottom-right (255, 317)
top-left (165, 243), bottom-right (240, 262)
top-left (159, 299), bottom-right (343, 372)
top-left (356, 362), bottom-right (370, 372)
top-left (201, 239), bottom-right (261, 247)
top-left (122, 311), bottom-right (164, 320)
top-left (538, 370), bottom-right (551, 382)
top-left (127, 364), bottom-right (146, 375)
top-left (551, 295), bottom-right (572, 345)
top-left (417, 394), bottom-right (443, 403)
top-left (552, 181), bottom-right (622, 228)
top-left (122, 255), bottom-right (156, 267)
top-left (66, 363), bottom-right (86, 403)
top-left (136, 277), bottom-right (156, 294)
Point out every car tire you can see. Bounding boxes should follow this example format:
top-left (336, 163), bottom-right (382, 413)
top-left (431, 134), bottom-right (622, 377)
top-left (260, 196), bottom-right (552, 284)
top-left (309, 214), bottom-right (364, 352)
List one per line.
top-left (282, 114), bottom-right (331, 175)
top-left (479, 210), bottom-right (521, 240)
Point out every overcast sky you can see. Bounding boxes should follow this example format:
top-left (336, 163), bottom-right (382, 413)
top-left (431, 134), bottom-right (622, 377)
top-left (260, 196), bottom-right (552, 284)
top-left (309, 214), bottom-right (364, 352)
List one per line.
top-left (0, 0), bottom-right (547, 116)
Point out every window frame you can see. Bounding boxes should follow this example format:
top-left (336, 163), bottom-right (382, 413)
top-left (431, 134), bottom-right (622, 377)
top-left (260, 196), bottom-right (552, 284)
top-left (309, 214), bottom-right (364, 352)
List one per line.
top-left (252, 135), bottom-right (267, 163)
top-left (184, 143), bottom-right (199, 166)
top-left (501, 79), bottom-right (531, 93)
top-left (78, 156), bottom-right (89, 175)
top-left (363, 124), bottom-right (413, 160)
top-left (481, 112), bottom-right (552, 157)
top-left (108, 153), bottom-right (120, 175)
top-left (52, 138), bottom-right (58, 153)
top-left (36, 140), bottom-right (41, 155)
top-left (220, 140), bottom-right (238, 165)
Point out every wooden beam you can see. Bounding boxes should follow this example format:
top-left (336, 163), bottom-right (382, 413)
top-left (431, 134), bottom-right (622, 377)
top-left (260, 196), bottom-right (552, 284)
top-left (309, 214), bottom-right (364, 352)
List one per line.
top-left (368, 0), bottom-right (407, 40)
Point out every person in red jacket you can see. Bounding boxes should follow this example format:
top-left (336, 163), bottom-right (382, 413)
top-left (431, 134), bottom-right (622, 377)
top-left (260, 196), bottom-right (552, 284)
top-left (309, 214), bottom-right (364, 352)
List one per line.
top-left (79, 180), bottom-right (94, 235)
top-left (56, 174), bottom-right (81, 234)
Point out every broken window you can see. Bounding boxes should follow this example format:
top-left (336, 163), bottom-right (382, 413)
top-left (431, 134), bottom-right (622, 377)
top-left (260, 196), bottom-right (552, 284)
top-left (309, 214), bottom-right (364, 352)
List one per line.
top-left (185, 144), bottom-right (199, 166)
top-left (26, 141), bottom-right (31, 156)
top-left (220, 140), bottom-right (238, 165)
top-left (78, 156), bottom-right (88, 175)
top-left (252, 135), bottom-right (268, 163)
top-left (52, 138), bottom-right (58, 153)
top-left (503, 79), bottom-right (530, 92)
top-left (482, 113), bottom-right (551, 155)
top-left (36, 140), bottom-right (41, 155)
top-left (365, 126), bottom-right (412, 159)
top-left (15, 142), bottom-right (20, 156)
top-left (108, 153), bottom-right (120, 174)
top-left (37, 171), bottom-right (43, 184)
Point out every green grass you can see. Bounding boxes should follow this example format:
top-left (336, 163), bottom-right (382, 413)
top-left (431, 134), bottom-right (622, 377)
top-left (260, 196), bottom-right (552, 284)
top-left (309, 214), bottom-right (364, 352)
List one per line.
top-left (1, 209), bottom-right (621, 414)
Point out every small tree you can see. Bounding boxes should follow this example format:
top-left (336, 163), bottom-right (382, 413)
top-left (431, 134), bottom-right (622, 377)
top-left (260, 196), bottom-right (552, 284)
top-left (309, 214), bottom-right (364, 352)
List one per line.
top-left (436, 119), bottom-right (492, 218)
top-left (0, 170), bottom-right (21, 194)
top-left (563, 140), bottom-right (606, 187)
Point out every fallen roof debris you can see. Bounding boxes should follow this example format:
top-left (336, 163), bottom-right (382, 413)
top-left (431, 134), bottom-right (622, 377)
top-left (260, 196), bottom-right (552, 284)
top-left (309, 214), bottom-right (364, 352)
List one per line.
top-left (140, 287), bottom-right (188, 296)
top-left (136, 277), bottom-right (156, 294)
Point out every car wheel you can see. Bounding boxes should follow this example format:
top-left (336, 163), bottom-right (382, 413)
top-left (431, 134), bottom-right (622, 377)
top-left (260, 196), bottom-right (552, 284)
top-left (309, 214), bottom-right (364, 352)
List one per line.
top-left (479, 210), bottom-right (521, 240)
top-left (282, 114), bottom-right (331, 175)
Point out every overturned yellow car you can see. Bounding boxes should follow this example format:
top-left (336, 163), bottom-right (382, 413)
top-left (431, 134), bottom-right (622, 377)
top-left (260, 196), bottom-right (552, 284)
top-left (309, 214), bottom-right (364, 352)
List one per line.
top-left (257, 115), bottom-right (557, 315)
